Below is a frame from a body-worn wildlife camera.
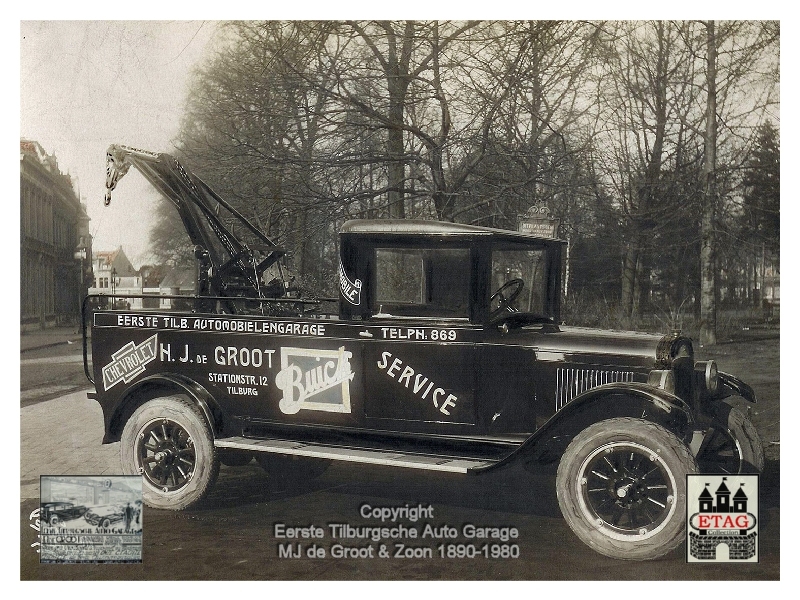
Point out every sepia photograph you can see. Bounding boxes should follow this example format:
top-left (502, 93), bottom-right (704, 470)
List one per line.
top-left (38, 475), bottom-right (142, 563)
top-left (19, 16), bottom-right (781, 582)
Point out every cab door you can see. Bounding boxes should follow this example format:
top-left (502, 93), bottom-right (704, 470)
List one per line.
top-left (361, 246), bottom-right (479, 432)
top-left (362, 323), bottom-right (479, 429)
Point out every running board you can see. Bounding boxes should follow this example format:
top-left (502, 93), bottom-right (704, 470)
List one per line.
top-left (215, 436), bottom-right (498, 474)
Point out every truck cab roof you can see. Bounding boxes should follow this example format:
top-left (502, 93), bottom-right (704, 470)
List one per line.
top-left (340, 219), bottom-right (567, 245)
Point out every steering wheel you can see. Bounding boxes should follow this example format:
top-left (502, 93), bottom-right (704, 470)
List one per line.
top-left (490, 278), bottom-right (524, 318)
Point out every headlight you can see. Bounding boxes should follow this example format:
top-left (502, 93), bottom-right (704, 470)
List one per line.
top-left (694, 360), bottom-right (719, 394)
top-left (647, 369), bottom-right (676, 394)
top-left (656, 332), bottom-right (693, 366)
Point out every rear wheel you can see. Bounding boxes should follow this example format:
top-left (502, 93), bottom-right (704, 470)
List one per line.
top-left (121, 396), bottom-right (219, 510)
top-left (696, 403), bottom-right (764, 474)
top-left (556, 417), bottom-right (696, 560)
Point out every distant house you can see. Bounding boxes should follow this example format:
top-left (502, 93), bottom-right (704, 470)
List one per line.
top-left (139, 264), bottom-right (169, 309)
top-left (88, 247), bottom-right (142, 309)
top-left (85, 255), bottom-right (196, 311)
top-left (157, 267), bottom-right (196, 309)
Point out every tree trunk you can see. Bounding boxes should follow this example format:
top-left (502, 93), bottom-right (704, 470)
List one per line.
top-left (700, 20), bottom-right (718, 346)
top-left (386, 117), bottom-right (406, 219)
top-left (383, 23), bottom-right (410, 220)
top-left (620, 239), bottom-right (640, 325)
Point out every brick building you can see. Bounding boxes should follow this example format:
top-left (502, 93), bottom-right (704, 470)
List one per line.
top-left (20, 140), bottom-right (92, 330)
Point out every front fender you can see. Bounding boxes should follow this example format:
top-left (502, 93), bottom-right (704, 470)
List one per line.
top-left (473, 382), bottom-right (693, 474)
top-left (106, 373), bottom-right (222, 443)
top-left (717, 371), bottom-right (757, 403)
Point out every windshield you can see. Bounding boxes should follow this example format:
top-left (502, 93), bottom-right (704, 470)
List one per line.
top-left (490, 246), bottom-right (550, 318)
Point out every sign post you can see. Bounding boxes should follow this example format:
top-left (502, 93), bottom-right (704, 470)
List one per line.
top-left (518, 204), bottom-right (559, 238)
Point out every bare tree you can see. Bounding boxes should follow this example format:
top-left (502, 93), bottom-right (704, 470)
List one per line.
top-left (586, 20), bottom-right (778, 330)
top-left (176, 21), bottom-right (345, 287)
top-left (592, 21), bottom-right (702, 323)
top-left (455, 21), bottom-right (601, 226)
top-left (697, 20), bottom-right (779, 343)
top-left (331, 21), bottom-right (491, 220)
top-left (700, 20), bottom-right (718, 345)
top-left (156, 20), bottom-right (778, 332)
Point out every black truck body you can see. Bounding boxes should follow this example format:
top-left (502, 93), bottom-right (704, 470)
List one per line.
top-left (84, 145), bottom-right (763, 560)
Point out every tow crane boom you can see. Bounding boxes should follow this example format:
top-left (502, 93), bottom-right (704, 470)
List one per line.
top-left (104, 144), bottom-right (288, 313)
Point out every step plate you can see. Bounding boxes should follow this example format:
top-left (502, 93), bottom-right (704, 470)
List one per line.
top-left (215, 436), bottom-right (496, 473)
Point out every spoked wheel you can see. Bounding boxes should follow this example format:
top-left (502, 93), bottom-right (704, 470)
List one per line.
top-left (696, 402), bottom-right (764, 474)
top-left (557, 417), bottom-right (696, 560)
top-left (137, 419), bottom-right (196, 491)
top-left (579, 442), bottom-right (677, 535)
top-left (121, 396), bottom-right (219, 510)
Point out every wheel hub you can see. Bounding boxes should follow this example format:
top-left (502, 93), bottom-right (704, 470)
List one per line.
top-left (153, 442), bottom-right (178, 465)
top-left (615, 480), bottom-right (634, 499)
top-left (137, 419), bottom-right (195, 492)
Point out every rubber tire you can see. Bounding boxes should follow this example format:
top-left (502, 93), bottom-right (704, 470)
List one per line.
top-left (49, 515), bottom-right (59, 527)
top-left (121, 395), bottom-right (219, 510)
top-left (698, 403), bottom-right (765, 474)
top-left (254, 453), bottom-right (330, 484)
top-left (218, 450), bottom-right (254, 467)
top-left (102, 518), bottom-right (111, 528)
top-left (556, 417), bottom-right (696, 561)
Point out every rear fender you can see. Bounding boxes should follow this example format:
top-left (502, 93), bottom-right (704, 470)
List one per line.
top-left (478, 382), bottom-right (694, 473)
top-left (106, 373), bottom-right (222, 443)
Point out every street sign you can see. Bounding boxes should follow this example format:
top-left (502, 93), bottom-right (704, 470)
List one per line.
top-left (518, 204), bottom-right (559, 238)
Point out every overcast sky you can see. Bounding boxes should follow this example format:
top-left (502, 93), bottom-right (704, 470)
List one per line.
top-left (20, 21), bottom-right (219, 267)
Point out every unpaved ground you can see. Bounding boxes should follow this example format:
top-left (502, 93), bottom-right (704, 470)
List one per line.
top-left (695, 335), bottom-right (780, 461)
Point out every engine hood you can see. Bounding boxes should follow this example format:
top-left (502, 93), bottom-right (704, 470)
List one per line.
top-left (524, 325), bottom-right (690, 368)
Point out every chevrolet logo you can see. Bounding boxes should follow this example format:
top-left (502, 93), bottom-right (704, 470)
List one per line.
top-left (102, 334), bottom-right (158, 391)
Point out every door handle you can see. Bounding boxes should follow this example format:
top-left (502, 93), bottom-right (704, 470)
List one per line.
top-left (359, 330), bottom-right (374, 338)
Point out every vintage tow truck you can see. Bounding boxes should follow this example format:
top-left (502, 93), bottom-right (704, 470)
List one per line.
top-left (85, 145), bottom-right (764, 560)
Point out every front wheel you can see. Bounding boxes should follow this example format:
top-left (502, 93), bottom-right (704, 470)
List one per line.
top-left (556, 417), bottom-right (696, 560)
top-left (121, 395), bottom-right (219, 510)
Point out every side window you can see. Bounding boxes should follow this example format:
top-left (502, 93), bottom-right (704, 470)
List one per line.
top-left (375, 248), bottom-right (470, 318)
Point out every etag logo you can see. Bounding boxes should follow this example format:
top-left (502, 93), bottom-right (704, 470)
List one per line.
top-left (687, 475), bottom-right (758, 562)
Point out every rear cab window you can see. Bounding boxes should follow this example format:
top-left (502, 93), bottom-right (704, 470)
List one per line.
top-left (375, 247), bottom-right (471, 319)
